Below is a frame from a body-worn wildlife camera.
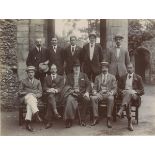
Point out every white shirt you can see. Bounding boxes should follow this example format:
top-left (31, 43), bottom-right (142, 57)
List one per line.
top-left (71, 45), bottom-right (76, 55)
top-left (125, 73), bottom-right (133, 90)
top-left (29, 78), bottom-right (34, 84)
top-left (53, 45), bottom-right (57, 53)
top-left (51, 74), bottom-right (57, 80)
top-left (116, 47), bottom-right (120, 58)
top-left (36, 46), bottom-right (41, 52)
top-left (102, 73), bottom-right (108, 84)
top-left (89, 43), bottom-right (95, 60)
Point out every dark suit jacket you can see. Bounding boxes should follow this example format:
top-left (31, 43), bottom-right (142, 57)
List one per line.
top-left (18, 78), bottom-right (42, 103)
top-left (65, 72), bottom-right (91, 94)
top-left (26, 46), bottom-right (49, 70)
top-left (48, 46), bottom-right (65, 75)
top-left (43, 74), bottom-right (64, 94)
top-left (93, 73), bottom-right (117, 94)
top-left (107, 47), bottom-right (130, 77)
top-left (82, 43), bottom-right (103, 75)
top-left (118, 73), bottom-right (144, 96)
top-left (64, 45), bottom-right (82, 74)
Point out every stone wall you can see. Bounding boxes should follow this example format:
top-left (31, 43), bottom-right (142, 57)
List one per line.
top-left (0, 20), bottom-right (18, 110)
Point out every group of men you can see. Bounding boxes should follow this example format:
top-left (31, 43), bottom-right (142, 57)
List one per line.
top-left (19, 32), bottom-right (144, 132)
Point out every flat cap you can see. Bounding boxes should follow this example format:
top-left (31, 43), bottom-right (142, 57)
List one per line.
top-left (26, 66), bottom-right (36, 71)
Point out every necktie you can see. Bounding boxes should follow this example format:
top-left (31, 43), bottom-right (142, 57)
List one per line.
top-left (129, 75), bottom-right (131, 79)
top-left (102, 74), bottom-right (106, 83)
top-left (91, 44), bottom-right (93, 48)
top-left (38, 47), bottom-right (41, 52)
top-left (72, 47), bottom-right (75, 55)
top-left (53, 46), bottom-right (56, 52)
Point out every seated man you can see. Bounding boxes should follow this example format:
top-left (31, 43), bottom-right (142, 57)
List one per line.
top-left (90, 62), bottom-right (117, 128)
top-left (19, 66), bottom-right (43, 132)
top-left (117, 63), bottom-right (144, 131)
top-left (43, 64), bottom-right (64, 129)
top-left (63, 59), bottom-right (91, 128)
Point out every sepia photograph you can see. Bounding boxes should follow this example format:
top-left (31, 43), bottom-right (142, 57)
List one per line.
top-left (0, 19), bottom-right (155, 136)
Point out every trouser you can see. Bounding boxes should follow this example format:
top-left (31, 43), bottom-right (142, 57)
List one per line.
top-left (24, 93), bottom-right (39, 121)
top-left (90, 93), bottom-right (114, 118)
top-left (121, 90), bottom-right (139, 119)
top-left (35, 71), bottom-right (47, 87)
top-left (64, 94), bottom-right (90, 121)
top-left (45, 93), bottom-right (58, 122)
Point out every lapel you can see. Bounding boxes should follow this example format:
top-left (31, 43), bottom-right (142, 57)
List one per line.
top-left (98, 74), bottom-right (102, 87)
top-left (26, 78), bottom-right (34, 88)
top-left (132, 73), bottom-right (138, 87)
top-left (92, 44), bottom-right (97, 61)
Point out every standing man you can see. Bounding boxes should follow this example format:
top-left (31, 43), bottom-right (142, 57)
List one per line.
top-left (19, 66), bottom-right (42, 132)
top-left (64, 36), bottom-right (82, 75)
top-left (26, 38), bottom-right (49, 86)
top-left (63, 60), bottom-right (91, 128)
top-left (48, 37), bottom-right (65, 75)
top-left (107, 34), bottom-right (130, 81)
top-left (90, 62), bottom-right (117, 128)
top-left (117, 63), bottom-right (144, 131)
top-left (43, 64), bottom-right (64, 129)
top-left (82, 32), bottom-right (103, 82)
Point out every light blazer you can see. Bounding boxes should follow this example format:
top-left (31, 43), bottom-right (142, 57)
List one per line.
top-left (93, 73), bottom-right (117, 94)
top-left (107, 47), bottom-right (130, 77)
top-left (18, 78), bottom-right (42, 102)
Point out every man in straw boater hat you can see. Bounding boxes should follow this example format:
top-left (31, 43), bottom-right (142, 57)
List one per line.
top-left (90, 61), bottom-right (117, 128)
top-left (107, 34), bottom-right (130, 81)
top-left (81, 32), bottom-right (103, 82)
top-left (63, 59), bottom-right (91, 128)
top-left (26, 38), bottom-right (49, 86)
top-left (18, 66), bottom-right (43, 132)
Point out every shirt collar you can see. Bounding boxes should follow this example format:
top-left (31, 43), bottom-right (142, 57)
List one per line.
top-left (53, 45), bottom-right (57, 48)
top-left (51, 73), bottom-right (57, 77)
top-left (89, 43), bottom-right (95, 46)
top-left (128, 73), bottom-right (133, 77)
top-left (71, 45), bottom-right (76, 48)
top-left (36, 46), bottom-right (41, 51)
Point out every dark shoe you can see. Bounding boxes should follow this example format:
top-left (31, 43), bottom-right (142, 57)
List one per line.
top-left (55, 113), bottom-right (61, 119)
top-left (107, 118), bottom-right (112, 128)
top-left (25, 121), bottom-right (34, 132)
top-left (34, 112), bottom-right (43, 122)
top-left (45, 122), bottom-right (52, 129)
top-left (128, 120), bottom-right (134, 131)
top-left (81, 121), bottom-right (86, 127)
top-left (65, 120), bottom-right (70, 128)
top-left (91, 118), bottom-right (99, 126)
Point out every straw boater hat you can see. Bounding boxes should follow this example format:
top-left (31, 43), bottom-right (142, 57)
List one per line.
top-left (100, 61), bottom-right (109, 67)
top-left (89, 32), bottom-right (97, 38)
top-left (39, 63), bottom-right (49, 73)
top-left (26, 66), bottom-right (36, 72)
top-left (113, 34), bottom-right (124, 40)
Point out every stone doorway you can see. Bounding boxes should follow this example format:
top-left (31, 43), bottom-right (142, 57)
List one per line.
top-left (135, 47), bottom-right (151, 82)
